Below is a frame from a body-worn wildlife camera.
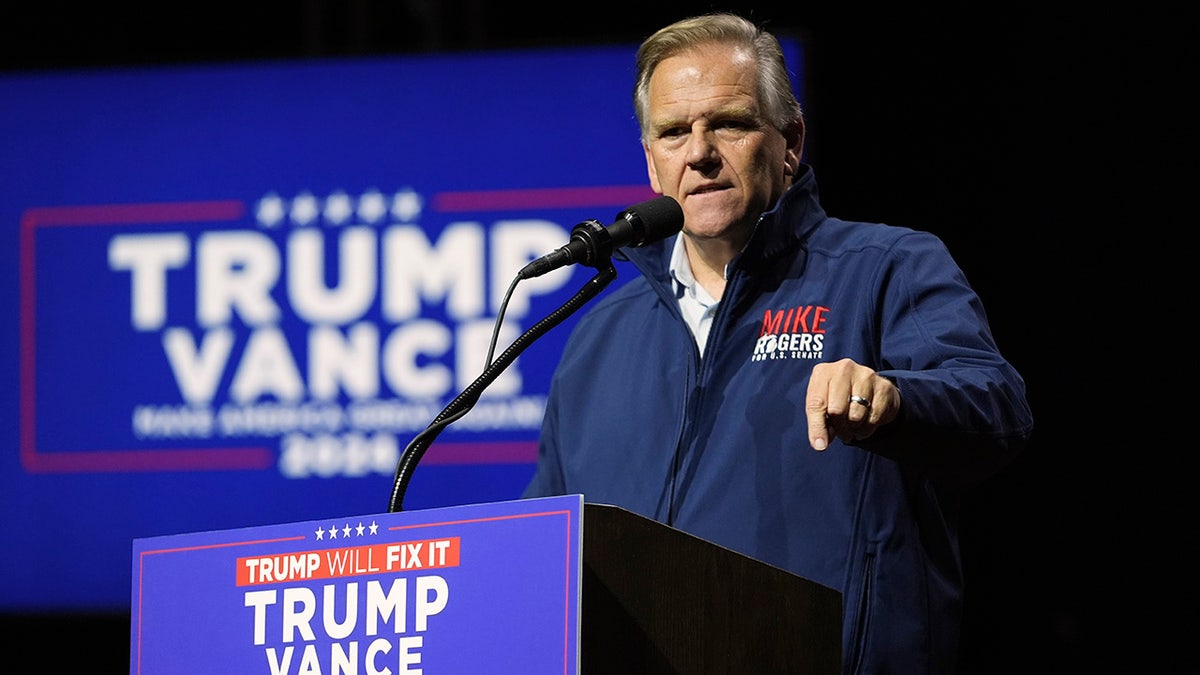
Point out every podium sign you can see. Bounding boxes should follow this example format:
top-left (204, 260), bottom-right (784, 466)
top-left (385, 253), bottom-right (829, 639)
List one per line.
top-left (131, 495), bottom-right (583, 674)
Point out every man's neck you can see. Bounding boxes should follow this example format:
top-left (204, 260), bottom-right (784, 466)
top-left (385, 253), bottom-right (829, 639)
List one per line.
top-left (683, 234), bottom-right (739, 300)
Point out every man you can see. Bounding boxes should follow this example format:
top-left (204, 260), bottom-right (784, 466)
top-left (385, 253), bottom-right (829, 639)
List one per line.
top-left (522, 12), bottom-right (1033, 674)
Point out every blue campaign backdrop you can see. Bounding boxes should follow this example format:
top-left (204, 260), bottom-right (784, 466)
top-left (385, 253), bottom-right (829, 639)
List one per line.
top-left (0, 41), bottom-right (802, 611)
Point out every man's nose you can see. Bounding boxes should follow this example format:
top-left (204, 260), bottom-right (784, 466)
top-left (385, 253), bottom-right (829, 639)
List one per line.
top-left (685, 129), bottom-right (719, 168)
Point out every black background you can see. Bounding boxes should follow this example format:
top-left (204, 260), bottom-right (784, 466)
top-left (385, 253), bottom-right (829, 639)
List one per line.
top-left (1, 2), bottom-right (1177, 673)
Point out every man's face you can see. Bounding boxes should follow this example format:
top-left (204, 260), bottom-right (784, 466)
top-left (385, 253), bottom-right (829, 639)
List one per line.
top-left (642, 44), bottom-right (800, 247)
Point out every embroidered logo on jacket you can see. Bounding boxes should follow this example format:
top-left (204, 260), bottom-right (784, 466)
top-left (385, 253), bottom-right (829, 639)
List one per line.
top-left (752, 305), bottom-right (826, 361)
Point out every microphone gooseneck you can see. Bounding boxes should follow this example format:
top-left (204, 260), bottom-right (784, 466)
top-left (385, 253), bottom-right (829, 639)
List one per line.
top-left (388, 264), bottom-right (618, 513)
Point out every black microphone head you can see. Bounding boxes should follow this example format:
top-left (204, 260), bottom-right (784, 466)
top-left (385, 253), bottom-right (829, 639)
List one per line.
top-left (617, 195), bottom-right (683, 247)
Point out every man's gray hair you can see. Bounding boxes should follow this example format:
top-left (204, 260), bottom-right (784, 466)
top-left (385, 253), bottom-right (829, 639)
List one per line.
top-left (633, 13), bottom-right (803, 139)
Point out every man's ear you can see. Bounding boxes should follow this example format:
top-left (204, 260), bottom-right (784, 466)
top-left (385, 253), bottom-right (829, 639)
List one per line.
top-left (783, 119), bottom-right (805, 177)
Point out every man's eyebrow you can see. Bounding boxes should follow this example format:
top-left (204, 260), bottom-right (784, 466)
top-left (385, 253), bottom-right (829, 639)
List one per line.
top-left (710, 103), bottom-right (758, 119)
top-left (649, 104), bottom-right (760, 133)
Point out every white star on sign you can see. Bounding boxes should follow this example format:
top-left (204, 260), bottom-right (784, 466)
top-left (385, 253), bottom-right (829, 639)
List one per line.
top-left (391, 189), bottom-right (423, 222)
top-left (256, 193), bottom-right (286, 228)
top-left (324, 190), bottom-right (354, 225)
top-left (290, 191), bottom-right (320, 226)
top-left (358, 189), bottom-right (388, 223)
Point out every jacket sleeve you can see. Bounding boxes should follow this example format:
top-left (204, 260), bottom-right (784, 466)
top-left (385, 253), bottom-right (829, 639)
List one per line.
top-left (860, 230), bottom-right (1034, 488)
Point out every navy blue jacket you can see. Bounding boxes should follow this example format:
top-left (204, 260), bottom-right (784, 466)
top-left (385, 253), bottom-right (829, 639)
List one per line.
top-left (523, 165), bottom-right (1033, 674)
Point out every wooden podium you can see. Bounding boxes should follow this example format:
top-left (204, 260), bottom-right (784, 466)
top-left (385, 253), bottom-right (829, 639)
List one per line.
top-left (132, 495), bottom-right (840, 674)
top-left (582, 503), bottom-right (841, 673)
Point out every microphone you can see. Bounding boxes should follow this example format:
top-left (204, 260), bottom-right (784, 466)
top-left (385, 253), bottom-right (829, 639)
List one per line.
top-left (518, 195), bottom-right (683, 279)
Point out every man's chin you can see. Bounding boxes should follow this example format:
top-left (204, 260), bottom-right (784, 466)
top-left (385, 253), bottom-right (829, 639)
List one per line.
top-left (682, 217), bottom-right (749, 242)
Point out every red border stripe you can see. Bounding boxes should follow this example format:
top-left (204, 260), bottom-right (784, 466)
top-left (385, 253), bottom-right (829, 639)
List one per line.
top-left (433, 184), bottom-right (657, 211)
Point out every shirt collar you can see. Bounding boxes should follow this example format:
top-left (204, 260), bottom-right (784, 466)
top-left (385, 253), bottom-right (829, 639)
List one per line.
top-left (668, 233), bottom-right (692, 295)
top-left (669, 235), bottom-right (720, 306)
